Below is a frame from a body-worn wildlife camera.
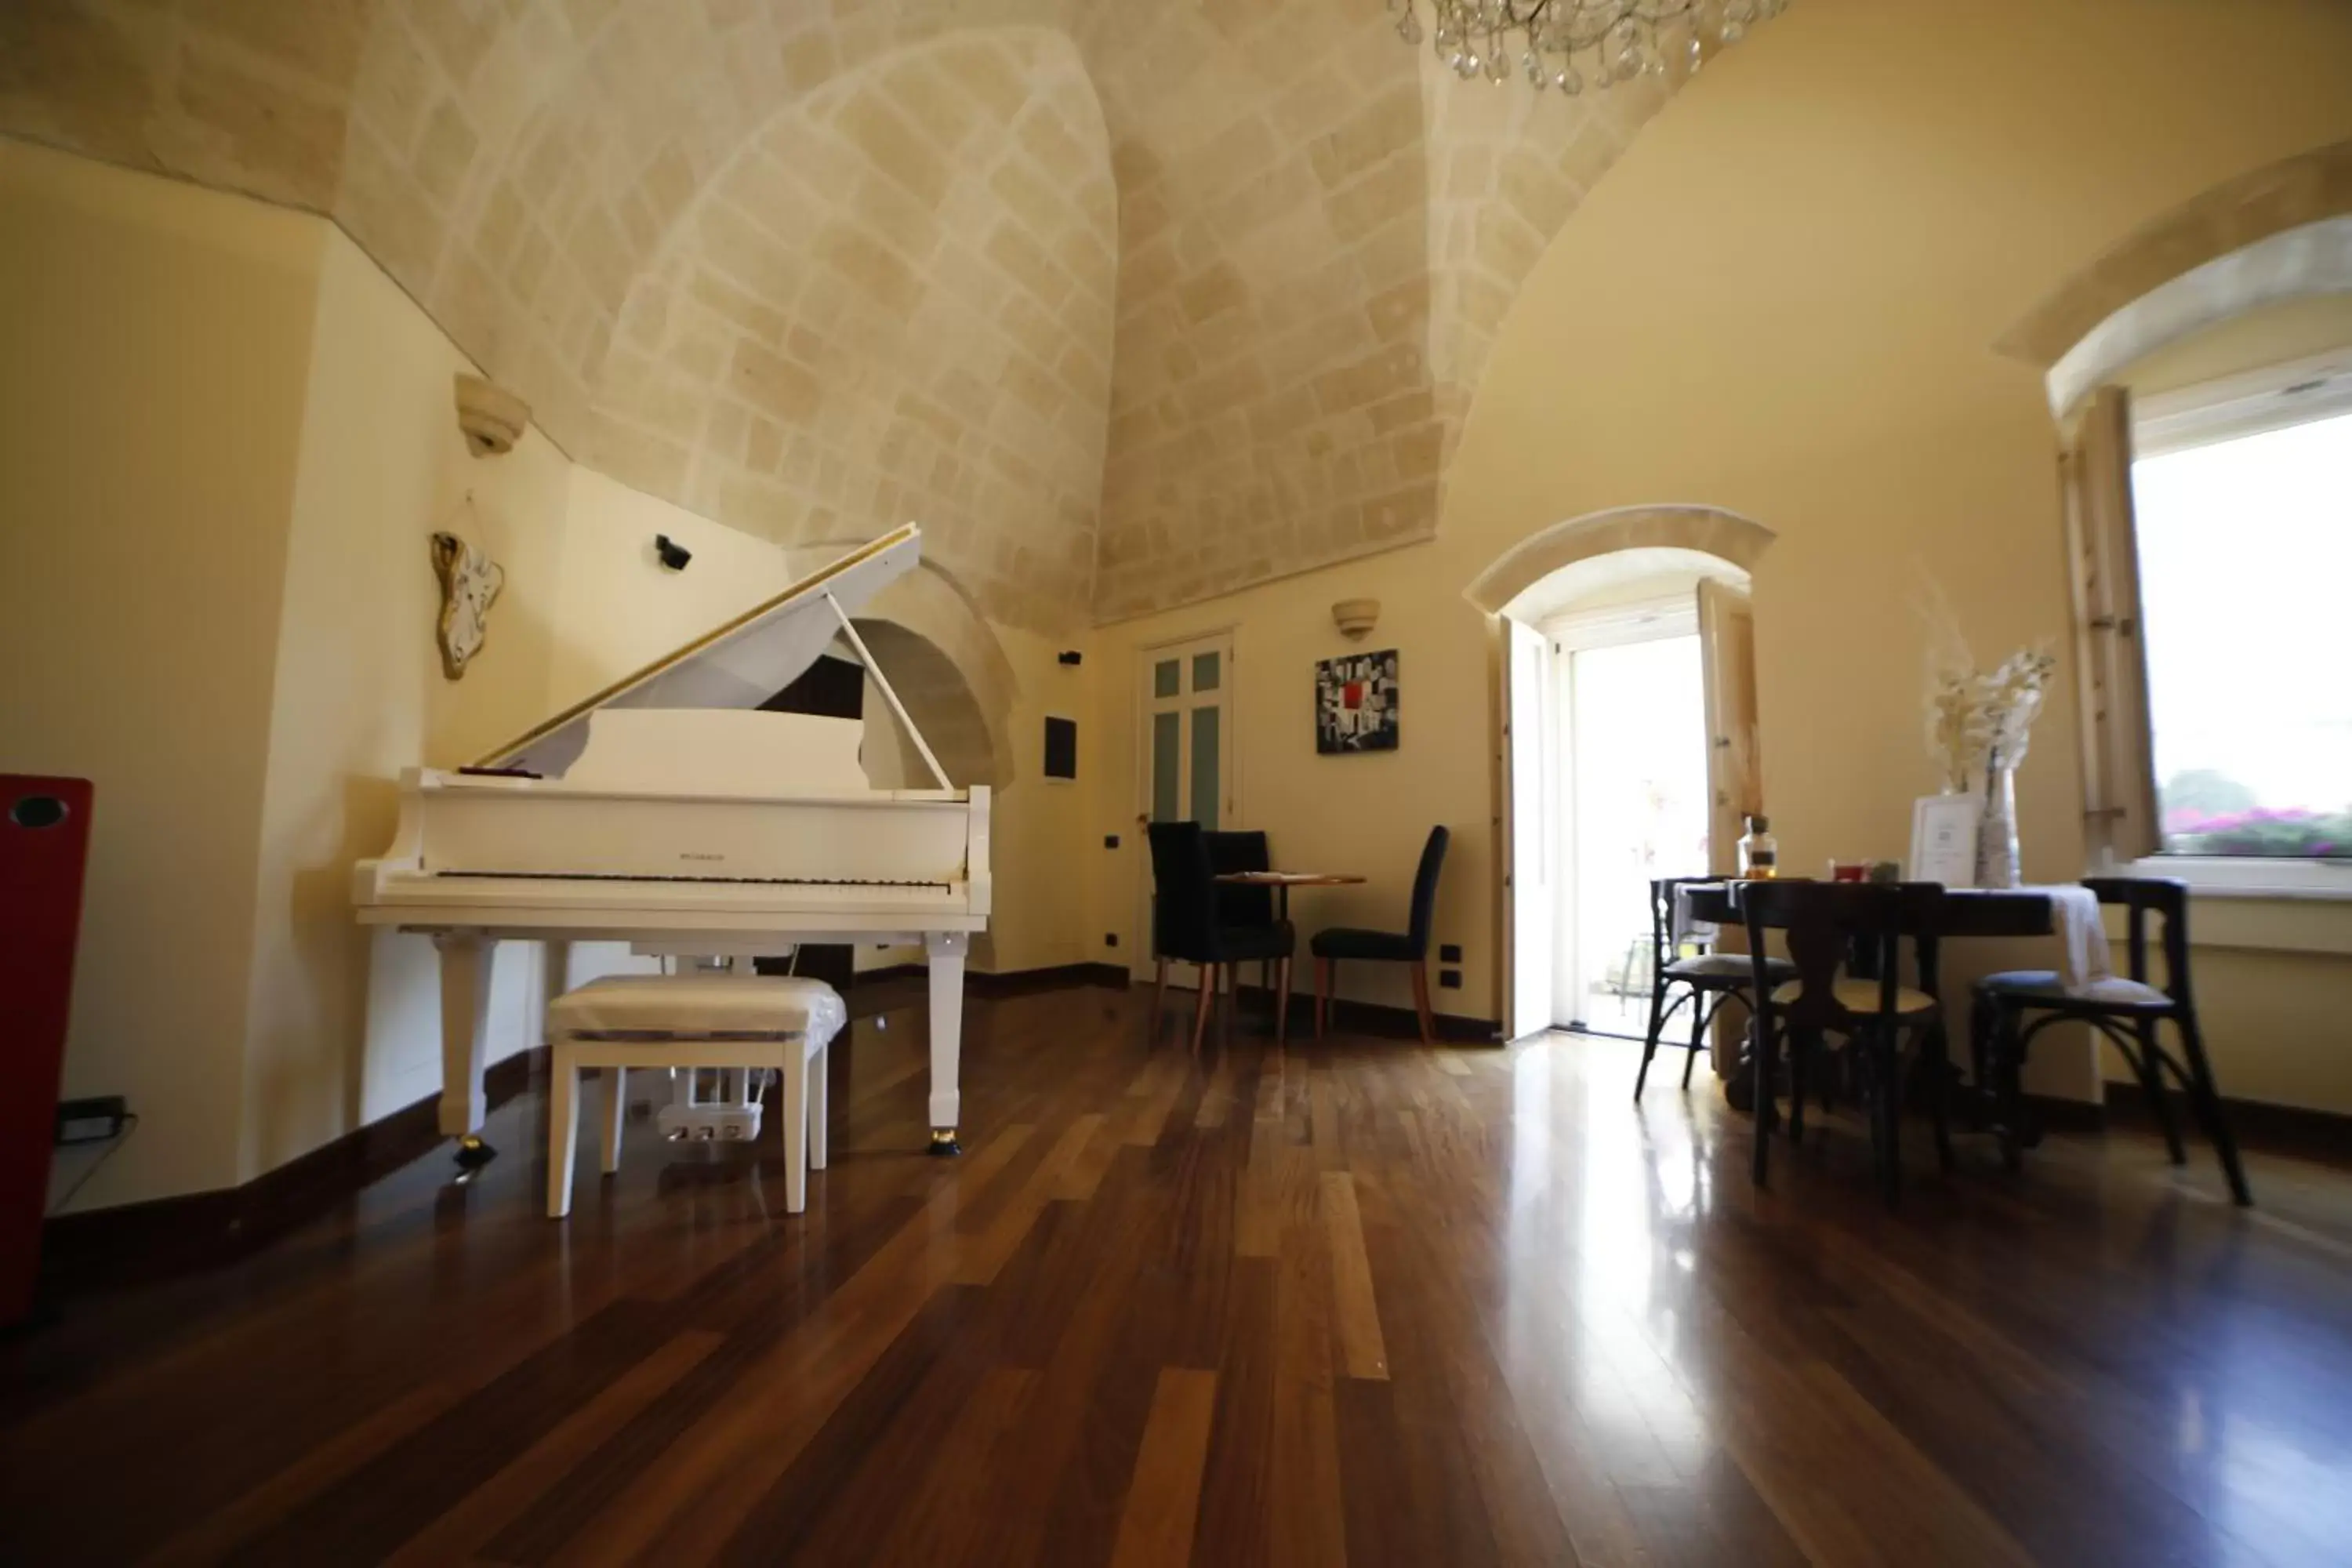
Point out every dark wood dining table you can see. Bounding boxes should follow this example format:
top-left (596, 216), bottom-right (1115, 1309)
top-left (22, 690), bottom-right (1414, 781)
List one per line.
top-left (1679, 880), bottom-right (2056, 1121)
top-left (1682, 879), bottom-right (2054, 948)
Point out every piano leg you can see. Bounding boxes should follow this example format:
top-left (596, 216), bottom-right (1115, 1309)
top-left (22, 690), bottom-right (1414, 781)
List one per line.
top-left (434, 931), bottom-right (498, 1168)
top-left (924, 931), bottom-right (967, 1156)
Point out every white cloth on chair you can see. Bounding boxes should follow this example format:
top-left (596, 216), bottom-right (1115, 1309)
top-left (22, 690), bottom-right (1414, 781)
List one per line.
top-left (2038, 885), bottom-right (2114, 995)
top-left (548, 972), bottom-right (847, 1040)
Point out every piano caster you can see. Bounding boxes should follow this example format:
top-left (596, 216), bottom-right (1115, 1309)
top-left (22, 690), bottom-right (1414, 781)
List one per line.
top-left (453, 1134), bottom-right (497, 1170)
top-left (928, 1127), bottom-right (961, 1158)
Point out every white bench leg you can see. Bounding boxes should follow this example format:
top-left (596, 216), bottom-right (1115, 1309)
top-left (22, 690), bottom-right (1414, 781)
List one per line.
top-left (782, 1042), bottom-right (808, 1215)
top-left (808, 1040), bottom-right (829, 1172)
top-left (547, 1048), bottom-right (581, 1218)
top-left (600, 1066), bottom-right (626, 1174)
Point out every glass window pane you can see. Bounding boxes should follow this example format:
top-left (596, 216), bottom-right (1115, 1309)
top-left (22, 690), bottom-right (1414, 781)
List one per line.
top-left (1151, 712), bottom-right (1181, 822)
top-left (2132, 410), bottom-right (2352, 858)
top-left (1192, 650), bottom-right (1221, 693)
top-left (1191, 705), bottom-right (1221, 831)
top-left (1153, 659), bottom-right (1180, 699)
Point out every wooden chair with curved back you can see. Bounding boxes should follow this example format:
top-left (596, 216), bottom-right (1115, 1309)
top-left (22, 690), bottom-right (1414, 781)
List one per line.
top-left (1744, 879), bottom-right (1951, 1207)
top-left (1973, 876), bottom-right (2249, 1205)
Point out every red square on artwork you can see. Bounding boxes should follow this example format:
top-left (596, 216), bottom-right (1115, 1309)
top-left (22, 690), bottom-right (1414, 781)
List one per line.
top-left (1343, 681), bottom-right (1364, 709)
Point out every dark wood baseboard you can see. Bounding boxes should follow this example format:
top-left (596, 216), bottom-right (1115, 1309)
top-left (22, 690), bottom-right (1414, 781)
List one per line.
top-left (2024, 1083), bottom-right (2352, 1166)
top-left (2105, 1081), bottom-right (2352, 1168)
top-left (41, 1047), bottom-right (546, 1291)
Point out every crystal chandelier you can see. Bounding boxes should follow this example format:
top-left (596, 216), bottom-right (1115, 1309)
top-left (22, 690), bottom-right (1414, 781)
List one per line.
top-left (1388, 0), bottom-right (1788, 91)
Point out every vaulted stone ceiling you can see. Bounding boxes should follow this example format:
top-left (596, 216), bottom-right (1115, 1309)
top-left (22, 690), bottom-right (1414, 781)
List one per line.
top-left (2, 0), bottom-right (1681, 630)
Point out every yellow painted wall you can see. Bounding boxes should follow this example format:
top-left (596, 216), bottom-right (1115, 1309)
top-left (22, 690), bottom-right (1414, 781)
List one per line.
top-left (244, 224), bottom-right (576, 1179)
top-left (1092, 0), bottom-right (2352, 1107)
top-left (0, 140), bottom-right (321, 1206)
top-left (1089, 542), bottom-right (1496, 1028)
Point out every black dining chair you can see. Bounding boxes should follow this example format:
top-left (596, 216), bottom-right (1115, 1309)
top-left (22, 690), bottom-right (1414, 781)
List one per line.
top-left (1311, 826), bottom-right (1449, 1044)
top-left (1146, 822), bottom-right (1295, 1049)
top-left (1973, 876), bottom-right (2250, 1205)
top-left (1744, 879), bottom-right (1952, 1206)
top-left (1205, 829), bottom-right (1276, 924)
top-left (1635, 876), bottom-right (1798, 1098)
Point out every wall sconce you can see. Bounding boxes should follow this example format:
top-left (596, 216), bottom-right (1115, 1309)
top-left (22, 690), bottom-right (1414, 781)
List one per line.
top-left (1332, 598), bottom-right (1381, 640)
top-left (454, 373), bottom-right (530, 456)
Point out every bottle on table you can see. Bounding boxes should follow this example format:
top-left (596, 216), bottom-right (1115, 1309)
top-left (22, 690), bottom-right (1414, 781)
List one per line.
top-left (1740, 814), bottom-right (1779, 880)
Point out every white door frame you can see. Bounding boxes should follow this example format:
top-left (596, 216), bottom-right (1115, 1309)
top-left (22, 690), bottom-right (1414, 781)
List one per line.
top-left (1134, 628), bottom-right (1238, 984)
top-left (1504, 616), bottom-right (1553, 1040)
top-left (1541, 595), bottom-right (1701, 1034)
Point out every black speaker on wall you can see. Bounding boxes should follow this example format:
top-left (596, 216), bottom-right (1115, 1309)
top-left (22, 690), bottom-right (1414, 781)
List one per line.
top-left (1044, 716), bottom-right (1078, 780)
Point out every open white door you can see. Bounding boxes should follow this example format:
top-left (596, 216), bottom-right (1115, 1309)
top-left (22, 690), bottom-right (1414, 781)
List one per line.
top-left (1697, 578), bottom-right (1760, 1073)
top-left (1504, 617), bottom-right (1553, 1040)
top-left (1697, 579), bottom-right (1760, 876)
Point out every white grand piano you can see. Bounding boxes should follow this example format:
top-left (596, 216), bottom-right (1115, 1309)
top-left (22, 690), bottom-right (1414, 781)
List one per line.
top-left (353, 524), bottom-right (987, 1165)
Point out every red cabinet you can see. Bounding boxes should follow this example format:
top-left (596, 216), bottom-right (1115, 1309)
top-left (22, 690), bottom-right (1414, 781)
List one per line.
top-left (2, 776), bottom-right (93, 1327)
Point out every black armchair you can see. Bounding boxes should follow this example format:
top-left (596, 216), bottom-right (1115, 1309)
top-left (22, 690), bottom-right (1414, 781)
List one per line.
top-left (1311, 826), bottom-right (1450, 1044)
top-left (1146, 822), bottom-right (1295, 1049)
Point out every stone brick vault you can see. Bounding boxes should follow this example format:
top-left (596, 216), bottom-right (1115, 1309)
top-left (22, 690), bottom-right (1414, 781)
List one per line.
top-left (3, 0), bottom-right (1687, 630)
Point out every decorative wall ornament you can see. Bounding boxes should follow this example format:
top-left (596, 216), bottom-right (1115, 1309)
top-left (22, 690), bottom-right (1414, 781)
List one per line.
top-left (1317, 649), bottom-right (1401, 754)
top-left (430, 531), bottom-right (505, 681)
top-left (1388, 0), bottom-right (1786, 90)
top-left (1331, 598), bottom-right (1381, 640)
top-left (453, 373), bottom-right (529, 456)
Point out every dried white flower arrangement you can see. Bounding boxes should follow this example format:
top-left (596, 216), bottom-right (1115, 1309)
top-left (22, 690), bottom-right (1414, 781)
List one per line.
top-left (1919, 577), bottom-right (2058, 792)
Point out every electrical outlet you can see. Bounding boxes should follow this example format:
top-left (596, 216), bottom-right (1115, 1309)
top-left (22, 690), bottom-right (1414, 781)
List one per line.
top-left (1103, 833), bottom-right (1120, 849)
top-left (1105, 932), bottom-right (1120, 949)
top-left (1439, 943), bottom-right (1461, 963)
top-left (56, 1094), bottom-right (129, 1145)
top-left (1439, 969), bottom-right (1462, 990)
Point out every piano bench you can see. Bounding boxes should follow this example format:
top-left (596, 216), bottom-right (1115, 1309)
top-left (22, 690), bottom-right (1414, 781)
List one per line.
top-left (544, 975), bottom-right (848, 1219)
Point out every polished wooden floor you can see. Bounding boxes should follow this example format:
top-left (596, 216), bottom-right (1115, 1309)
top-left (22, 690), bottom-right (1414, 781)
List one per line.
top-left (6, 982), bottom-right (2352, 1566)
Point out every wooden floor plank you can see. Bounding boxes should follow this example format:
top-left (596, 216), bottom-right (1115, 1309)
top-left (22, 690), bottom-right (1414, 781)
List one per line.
top-left (1112, 1368), bottom-right (1219, 1568)
top-left (1320, 1171), bottom-right (1389, 1381)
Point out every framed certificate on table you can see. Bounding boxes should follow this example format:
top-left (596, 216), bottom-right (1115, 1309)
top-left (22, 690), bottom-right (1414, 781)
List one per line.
top-left (1910, 795), bottom-right (1980, 888)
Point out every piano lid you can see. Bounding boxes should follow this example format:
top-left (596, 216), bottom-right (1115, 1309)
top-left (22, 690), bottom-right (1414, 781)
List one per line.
top-left (481, 524), bottom-right (922, 779)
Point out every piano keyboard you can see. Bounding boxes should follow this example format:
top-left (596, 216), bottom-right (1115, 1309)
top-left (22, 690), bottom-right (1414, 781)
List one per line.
top-left (438, 870), bottom-right (953, 890)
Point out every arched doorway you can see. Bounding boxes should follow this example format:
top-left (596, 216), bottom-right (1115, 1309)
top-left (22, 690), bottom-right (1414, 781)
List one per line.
top-left (1473, 508), bottom-right (1777, 1044)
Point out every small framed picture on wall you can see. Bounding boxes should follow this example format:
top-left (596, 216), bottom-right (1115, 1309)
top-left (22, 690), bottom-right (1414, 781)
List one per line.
top-left (1316, 649), bottom-right (1399, 754)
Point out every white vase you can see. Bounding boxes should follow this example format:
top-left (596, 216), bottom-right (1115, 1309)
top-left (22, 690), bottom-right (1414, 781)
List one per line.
top-left (1975, 758), bottom-right (2021, 889)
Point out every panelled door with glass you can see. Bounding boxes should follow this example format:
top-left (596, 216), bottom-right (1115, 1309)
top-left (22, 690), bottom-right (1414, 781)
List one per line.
top-left (1138, 633), bottom-right (1236, 985)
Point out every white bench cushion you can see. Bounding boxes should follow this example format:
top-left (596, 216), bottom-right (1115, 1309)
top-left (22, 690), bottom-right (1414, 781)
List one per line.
top-left (547, 973), bottom-right (846, 1042)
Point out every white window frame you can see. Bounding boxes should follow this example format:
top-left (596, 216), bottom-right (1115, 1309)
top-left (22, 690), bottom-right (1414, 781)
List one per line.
top-left (2127, 347), bottom-right (2352, 902)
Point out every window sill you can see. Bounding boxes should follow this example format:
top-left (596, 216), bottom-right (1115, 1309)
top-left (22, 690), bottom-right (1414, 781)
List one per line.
top-left (2129, 856), bottom-right (2352, 900)
top-left (2114, 859), bottom-right (2352, 956)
